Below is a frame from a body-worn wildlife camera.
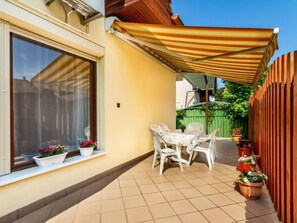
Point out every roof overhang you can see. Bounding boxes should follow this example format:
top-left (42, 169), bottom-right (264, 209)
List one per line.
top-left (108, 21), bottom-right (279, 85)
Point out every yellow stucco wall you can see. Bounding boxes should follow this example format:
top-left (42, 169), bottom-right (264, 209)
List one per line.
top-left (0, 0), bottom-right (176, 216)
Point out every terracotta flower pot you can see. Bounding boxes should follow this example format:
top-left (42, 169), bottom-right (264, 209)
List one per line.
top-left (238, 147), bottom-right (253, 157)
top-left (239, 181), bottom-right (263, 199)
top-left (232, 134), bottom-right (242, 142)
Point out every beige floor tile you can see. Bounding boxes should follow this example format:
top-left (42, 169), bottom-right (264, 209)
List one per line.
top-left (162, 190), bottom-right (185, 201)
top-left (211, 183), bottom-right (234, 193)
top-left (104, 179), bottom-right (120, 190)
top-left (143, 192), bottom-right (167, 205)
top-left (80, 191), bottom-right (102, 204)
top-left (214, 175), bottom-right (236, 183)
top-left (163, 168), bottom-right (179, 176)
top-left (221, 204), bottom-right (255, 221)
top-left (166, 175), bottom-right (184, 182)
top-left (179, 211), bottom-right (208, 223)
top-left (151, 176), bottom-right (169, 184)
top-left (101, 198), bottom-right (124, 213)
top-left (119, 174), bottom-right (135, 181)
top-left (171, 181), bottom-right (192, 189)
top-left (237, 217), bottom-right (264, 223)
top-left (201, 207), bottom-right (234, 223)
top-left (101, 210), bottom-right (127, 223)
top-left (126, 206), bottom-right (153, 223)
top-left (155, 216), bottom-right (181, 223)
top-left (102, 189), bottom-right (122, 200)
top-left (259, 213), bottom-right (280, 223)
top-left (224, 191), bottom-right (247, 203)
top-left (119, 179), bottom-right (138, 188)
top-left (169, 200), bottom-right (196, 215)
top-left (74, 214), bottom-right (101, 223)
top-left (179, 187), bottom-right (203, 199)
top-left (240, 198), bottom-right (276, 216)
top-left (123, 195), bottom-right (146, 208)
top-left (148, 203), bottom-right (176, 219)
top-left (196, 185), bottom-right (220, 195)
top-left (180, 173), bottom-right (197, 180)
top-left (139, 184), bottom-right (160, 194)
top-left (187, 178), bottom-right (207, 186)
top-left (121, 186), bottom-right (141, 197)
top-left (202, 176), bottom-right (222, 184)
top-left (46, 218), bottom-right (74, 223)
top-left (156, 182), bottom-right (176, 191)
top-left (76, 201), bottom-right (101, 217)
top-left (207, 193), bottom-right (235, 206)
top-left (188, 196), bottom-right (216, 211)
top-left (47, 205), bottom-right (78, 222)
top-left (135, 178), bottom-right (154, 186)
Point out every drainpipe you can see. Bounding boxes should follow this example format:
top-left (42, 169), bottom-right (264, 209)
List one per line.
top-left (204, 75), bottom-right (209, 134)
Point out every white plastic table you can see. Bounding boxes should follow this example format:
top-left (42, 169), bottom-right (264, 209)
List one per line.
top-left (162, 132), bottom-right (199, 165)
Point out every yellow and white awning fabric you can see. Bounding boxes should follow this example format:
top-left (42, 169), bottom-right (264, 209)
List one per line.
top-left (111, 21), bottom-right (278, 85)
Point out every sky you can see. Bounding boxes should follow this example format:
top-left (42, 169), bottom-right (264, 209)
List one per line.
top-left (172, 0), bottom-right (297, 87)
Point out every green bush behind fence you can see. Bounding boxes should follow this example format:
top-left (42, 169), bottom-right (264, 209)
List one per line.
top-left (176, 108), bottom-right (248, 137)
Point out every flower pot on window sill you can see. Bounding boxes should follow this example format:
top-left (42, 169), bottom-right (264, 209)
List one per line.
top-left (79, 147), bottom-right (94, 157)
top-left (33, 152), bottom-right (68, 168)
top-left (232, 134), bottom-right (242, 142)
top-left (239, 181), bottom-right (263, 199)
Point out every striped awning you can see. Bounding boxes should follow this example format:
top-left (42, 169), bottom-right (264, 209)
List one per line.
top-left (31, 54), bottom-right (90, 92)
top-left (111, 21), bottom-right (278, 85)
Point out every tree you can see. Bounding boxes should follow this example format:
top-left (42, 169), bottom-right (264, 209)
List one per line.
top-left (220, 66), bottom-right (270, 137)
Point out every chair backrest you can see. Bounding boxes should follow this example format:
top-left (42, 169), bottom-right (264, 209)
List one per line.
top-left (149, 129), bottom-right (168, 152)
top-left (151, 124), bottom-right (164, 135)
top-left (184, 123), bottom-right (203, 136)
top-left (159, 123), bottom-right (171, 132)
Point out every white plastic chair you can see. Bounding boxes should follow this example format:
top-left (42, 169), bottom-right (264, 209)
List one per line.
top-left (151, 124), bottom-right (164, 135)
top-left (184, 123), bottom-right (203, 137)
top-left (150, 129), bottom-right (183, 174)
top-left (187, 130), bottom-right (218, 169)
top-left (159, 123), bottom-right (182, 133)
top-left (198, 128), bottom-right (220, 160)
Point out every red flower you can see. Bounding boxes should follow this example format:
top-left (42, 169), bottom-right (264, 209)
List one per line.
top-left (237, 163), bottom-right (250, 173)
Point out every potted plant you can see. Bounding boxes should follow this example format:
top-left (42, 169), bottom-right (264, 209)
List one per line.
top-left (231, 128), bottom-right (242, 141)
top-left (237, 140), bottom-right (254, 157)
top-left (78, 139), bottom-right (97, 157)
top-left (33, 145), bottom-right (67, 168)
top-left (238, 155), bottom-right (259, 169)
top-left (237, 163), bottom-right (268, 199)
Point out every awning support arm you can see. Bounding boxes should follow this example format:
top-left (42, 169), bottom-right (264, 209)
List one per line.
top-left (112, 30), bottom-right (194, 62)
top-left (193, 46), bottom-right (268, 62)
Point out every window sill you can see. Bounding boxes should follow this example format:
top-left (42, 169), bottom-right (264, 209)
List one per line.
top-left (0, 150), bottom-right (107, 187)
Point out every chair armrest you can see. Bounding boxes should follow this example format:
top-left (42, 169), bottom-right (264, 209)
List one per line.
top-left (199, 136), bottom-right (210, 143)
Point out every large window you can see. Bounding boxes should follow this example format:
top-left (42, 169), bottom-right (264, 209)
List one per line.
top-left (11, 34), bottom-right (96, 169)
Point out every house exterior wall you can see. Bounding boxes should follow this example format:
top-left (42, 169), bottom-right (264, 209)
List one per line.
top-left (0, 0), bottom-right (176, 216)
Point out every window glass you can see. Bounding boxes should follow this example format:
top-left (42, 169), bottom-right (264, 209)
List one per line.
top-left (11, 34), bottom-right (95, 168)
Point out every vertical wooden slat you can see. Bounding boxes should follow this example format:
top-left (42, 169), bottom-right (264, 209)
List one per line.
top-left (279, 57), bottom-right (286, 222)
top-left (249, 51), bottom-right (297, 223)
top-left (274, 57), bottom-right (281, 216)
top-left (292, 52), bottom-right (297, 223)
top-left (285, 53), bottom-right (292, 223)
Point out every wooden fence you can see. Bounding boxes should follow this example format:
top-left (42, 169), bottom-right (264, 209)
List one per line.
top-left (177, 108), bottom-right (248, 137)
top-left (249, 51), bottom-right (297, 223)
